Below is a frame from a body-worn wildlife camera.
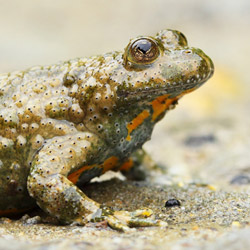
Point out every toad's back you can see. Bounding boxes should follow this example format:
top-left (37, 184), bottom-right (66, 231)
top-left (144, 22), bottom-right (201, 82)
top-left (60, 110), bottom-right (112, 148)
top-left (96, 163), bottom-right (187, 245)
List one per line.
top-left (0, 60), bottom-right (86, 213)
top-left (0, 29), bottom-right (213, 230)
top-left (0, 58), bottom-right (91, 134)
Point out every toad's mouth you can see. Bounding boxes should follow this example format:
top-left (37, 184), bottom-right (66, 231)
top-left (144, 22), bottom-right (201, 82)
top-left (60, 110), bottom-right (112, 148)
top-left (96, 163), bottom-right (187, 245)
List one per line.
top-left (117, 73), bottom-right (212, 100)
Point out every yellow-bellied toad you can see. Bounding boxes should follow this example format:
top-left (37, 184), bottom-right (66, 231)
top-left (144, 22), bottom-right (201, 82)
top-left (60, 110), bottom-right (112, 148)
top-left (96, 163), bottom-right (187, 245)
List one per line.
top-left (0, 29), bottom-right (214, 231)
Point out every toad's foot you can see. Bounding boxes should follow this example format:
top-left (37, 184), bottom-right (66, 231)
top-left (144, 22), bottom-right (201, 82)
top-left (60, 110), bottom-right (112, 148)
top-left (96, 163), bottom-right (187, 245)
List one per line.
top-left (91, 207), bottom-right (167, 232)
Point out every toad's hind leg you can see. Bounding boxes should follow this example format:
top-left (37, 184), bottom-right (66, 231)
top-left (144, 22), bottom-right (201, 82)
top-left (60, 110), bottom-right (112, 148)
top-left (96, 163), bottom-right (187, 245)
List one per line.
top-left (0, 137), bottom-right (36, 215)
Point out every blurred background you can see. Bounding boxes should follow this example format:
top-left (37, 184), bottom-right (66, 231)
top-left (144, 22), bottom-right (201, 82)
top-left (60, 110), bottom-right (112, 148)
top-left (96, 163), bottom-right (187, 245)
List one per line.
top-left (0, 0), bottom-right (249, 187)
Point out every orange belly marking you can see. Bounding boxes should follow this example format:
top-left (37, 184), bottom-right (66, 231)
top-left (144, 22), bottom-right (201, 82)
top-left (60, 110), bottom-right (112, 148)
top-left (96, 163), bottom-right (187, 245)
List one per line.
top-left (68, 164), bottom-right (96, 184)
top-left (126, 109), bottom-right (150, 141)
top-left (151, 94), bottom-right (172, 121)
top-left (151, 87), bottom-right (196, 121)
top-left (120, 158), bottom-right (134, 171)
top-left (102, 156), bottom-right (119, 172)
top-left (68, 157), bottom-right (119, 184)
top-left (0, 207), bottom-right (31, 216)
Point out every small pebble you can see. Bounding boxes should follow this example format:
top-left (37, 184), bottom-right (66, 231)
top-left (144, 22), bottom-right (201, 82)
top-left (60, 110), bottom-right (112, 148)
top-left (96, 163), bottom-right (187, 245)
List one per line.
top-left (165, 199), bottom-right (181, 208)
top-left (22, 215), bottom-right (41, 225)
top-left (230, 175), bottom-right (250, 185)
top-left (184, 134), bottom-right (216, 147)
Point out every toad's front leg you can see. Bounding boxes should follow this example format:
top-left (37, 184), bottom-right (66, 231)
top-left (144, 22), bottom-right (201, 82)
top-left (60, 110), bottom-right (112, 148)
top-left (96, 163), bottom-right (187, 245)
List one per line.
top-left (27, 132), bottom-right (166, 231)
top-left (27, 132), bottom-right (103, 225)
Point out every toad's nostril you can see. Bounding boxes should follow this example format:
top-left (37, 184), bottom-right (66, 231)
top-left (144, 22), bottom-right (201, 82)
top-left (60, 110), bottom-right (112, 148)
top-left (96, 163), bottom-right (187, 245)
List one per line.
top-left (182, 49), bottom-right (193, 55)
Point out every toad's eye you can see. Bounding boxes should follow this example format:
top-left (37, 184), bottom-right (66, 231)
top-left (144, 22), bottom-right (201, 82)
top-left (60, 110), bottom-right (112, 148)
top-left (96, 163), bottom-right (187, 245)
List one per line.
top-left (127, 38), bottom-right (160, 64)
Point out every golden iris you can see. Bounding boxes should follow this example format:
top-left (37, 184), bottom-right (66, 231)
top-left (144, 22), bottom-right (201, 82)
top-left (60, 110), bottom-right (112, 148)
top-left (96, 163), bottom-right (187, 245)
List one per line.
top-left (127, 38), bottom-right (160, 65)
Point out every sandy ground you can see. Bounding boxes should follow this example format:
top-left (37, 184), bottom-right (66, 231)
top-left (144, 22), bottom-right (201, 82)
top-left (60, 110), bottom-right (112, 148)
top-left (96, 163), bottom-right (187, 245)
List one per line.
top-left (0, 0), bottom-right (250, 249)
